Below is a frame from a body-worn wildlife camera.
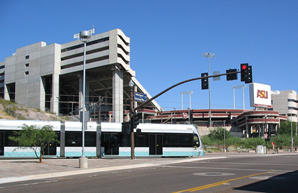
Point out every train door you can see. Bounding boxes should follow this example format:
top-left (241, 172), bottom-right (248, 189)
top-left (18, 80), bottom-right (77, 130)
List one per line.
top-left (0, 131), bottom-right (3, 156)
top-left (103, 134), bottom-right (119, 155)
top-left (43, 132), bottom-right (59, 156)
top-left (149, 134), bottom-right (163, 155)
top-left (43, 142), bottom-right (57, 155)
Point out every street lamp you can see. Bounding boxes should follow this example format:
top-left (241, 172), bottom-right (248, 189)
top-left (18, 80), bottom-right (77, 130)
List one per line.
top-left (74, 28), bottom-right (95, 168)
top-left (202, 53), bottom-right (215, 127)
top-left (290, 111), bottom-right (294, 153)
top-left (129, 79), bottom-right (135, 159)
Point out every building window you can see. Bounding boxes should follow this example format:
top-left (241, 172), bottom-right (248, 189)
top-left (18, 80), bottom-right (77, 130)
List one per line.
top-left (25, 55), bottom-right (29, 59)
top-left (25, 63), bottom-right (29, 67)
top-left (25, 71), bottom-right (29, 76)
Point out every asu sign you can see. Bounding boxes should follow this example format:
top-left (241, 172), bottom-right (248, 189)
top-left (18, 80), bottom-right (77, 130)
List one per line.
top-left (250, 83), bottom-right (271, 108)
top-left (257, 90), bottom-right (269, 99)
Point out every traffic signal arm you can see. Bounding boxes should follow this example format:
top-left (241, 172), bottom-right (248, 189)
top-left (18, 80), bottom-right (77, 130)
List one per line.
top-left (134, 69), bottom-right (243, 111)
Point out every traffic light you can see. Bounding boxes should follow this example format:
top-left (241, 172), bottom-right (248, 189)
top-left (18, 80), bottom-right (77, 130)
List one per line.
top-left (201, 72), bottom-right (208, 90)
top-left (189, 110), bottom-right (193, 123)
top-left (268, 127), bottom-right (271, 137)
top-left (226, 68), bottom-right (237, 81)
top-left (132, 112), bottom-right (139, 129)
top-left (240, 63), bottom-right (248, 82)
top-left (240, 63), bottom-right (253, 83)
top-left (246, 65), bottom-right (252, 83)
top-left (122, 122), bottom-right (131, 134)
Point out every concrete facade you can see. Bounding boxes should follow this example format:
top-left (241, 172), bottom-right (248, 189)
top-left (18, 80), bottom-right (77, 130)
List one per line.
top-left (0, 29), bottom-right (161, 123)
top-left (271, 90), bottom-right (298, 123)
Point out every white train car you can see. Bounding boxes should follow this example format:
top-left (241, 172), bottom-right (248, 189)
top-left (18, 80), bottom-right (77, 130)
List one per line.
top-left (0, 120), bottom-right (204, 158)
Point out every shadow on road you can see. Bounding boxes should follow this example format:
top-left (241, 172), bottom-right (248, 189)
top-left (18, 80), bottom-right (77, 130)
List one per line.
top-left (234, 170), bottom-right (298, 193)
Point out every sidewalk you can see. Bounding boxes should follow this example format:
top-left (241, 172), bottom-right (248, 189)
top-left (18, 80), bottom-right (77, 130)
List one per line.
top-left (0, 152), bottom-right (292, 184)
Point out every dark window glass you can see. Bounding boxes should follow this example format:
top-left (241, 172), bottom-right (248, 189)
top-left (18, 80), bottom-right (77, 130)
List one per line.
top-left (120, 133), bottom-right (130, 147)
top-left (85, 132), bottom-right (96, 147)
top-left (4, 131), bottom-right (19, 146)
top-left (163, 134), bottom-right (177, 147)
top-left (25, 55), bottom-right (29, 59)
top-left (178, 134), bottom-right (193, 147)
top-left (55, 131), bottom-right (60, 147)
top-left (0, 131), bottom-right (3, 155)
top-left (193, 134), bottom-right (200, 147)
top-left (135, 134), bottom-right (148, 147)
top-left (65, 131), bottom-right (82, 146)
top-left (162, 133), bottom-right (193, 147)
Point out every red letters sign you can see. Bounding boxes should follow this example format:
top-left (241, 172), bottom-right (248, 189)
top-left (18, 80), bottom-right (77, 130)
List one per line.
top-left (257, 90), bottom-right (268, 99)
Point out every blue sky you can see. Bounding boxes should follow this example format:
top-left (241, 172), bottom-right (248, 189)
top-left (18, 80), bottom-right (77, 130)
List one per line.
top-left (1, 0), bottom-right (297, 111)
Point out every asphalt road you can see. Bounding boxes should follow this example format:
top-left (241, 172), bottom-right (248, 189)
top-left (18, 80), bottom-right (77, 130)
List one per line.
top-left (1, 154), bottom-right (298, 193)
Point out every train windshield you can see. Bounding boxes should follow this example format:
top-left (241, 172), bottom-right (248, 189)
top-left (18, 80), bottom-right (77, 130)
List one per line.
top-left (193, 134), bottom-right (200, 147)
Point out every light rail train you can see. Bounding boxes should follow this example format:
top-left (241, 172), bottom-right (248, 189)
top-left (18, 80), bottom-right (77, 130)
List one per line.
top-left (0, 120), bottom-right (204, 158)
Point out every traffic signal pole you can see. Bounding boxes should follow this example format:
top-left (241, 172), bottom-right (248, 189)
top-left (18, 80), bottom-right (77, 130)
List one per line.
top-left (130, 84), bottom-right (135, 159)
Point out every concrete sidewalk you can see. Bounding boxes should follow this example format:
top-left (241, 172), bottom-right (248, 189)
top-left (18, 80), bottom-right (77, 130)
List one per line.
top-left (0, 152), bottom-right (291, 184)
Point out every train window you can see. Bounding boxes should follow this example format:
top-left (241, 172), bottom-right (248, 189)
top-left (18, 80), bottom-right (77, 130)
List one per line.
top-left (4, 131), bottom-right (19, 146)
top-left (65, 131), bottom-right (82, 146)
top-left (55, 131), bottom-right (60, 147)
top-left (0, 131), bottom-right (3, 156)
top-left (135, 134), bottom-right (149, 147)
top-left (85, 132), bottom-right (96, 147)
top-left (178, 134), bottom-right (193, 147)
top-left (120, 133), bottom-right (130, 147)
top-left (193, 134), bottom-right (200, 147)
top-left (163, 133), bottom-right (193, 147)
top-left (163, 134), bottom-right (177, 147)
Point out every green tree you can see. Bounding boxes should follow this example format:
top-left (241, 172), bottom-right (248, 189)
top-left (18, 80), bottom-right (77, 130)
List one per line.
top-left (201, 135), bottom-right (213, 146)
top-left (279, 120), bottom-right (297, 136)
top-left (243, 138), bottom-right (265, 149)
top-left (9, 124), bottom-right (59, 163)
top-left (271, 134), bottom-right (291, 149)
top-left (225, 137), bottom-right (243, 151)
top-left (208, 127), bottom-right (232, 141)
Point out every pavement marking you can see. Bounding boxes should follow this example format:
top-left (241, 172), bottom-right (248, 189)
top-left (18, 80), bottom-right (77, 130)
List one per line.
top-left (163, 165), bottom-right (289, 173)
top-left (173, 171), bottom-right (274, 193)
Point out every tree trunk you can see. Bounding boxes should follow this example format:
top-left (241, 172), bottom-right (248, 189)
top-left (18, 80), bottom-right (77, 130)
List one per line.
top-left (39, 148), bottom-right (44, 163)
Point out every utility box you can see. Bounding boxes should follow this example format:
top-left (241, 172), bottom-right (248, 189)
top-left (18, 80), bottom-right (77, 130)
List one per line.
top-left (256, 145), bottom-right (266, 154)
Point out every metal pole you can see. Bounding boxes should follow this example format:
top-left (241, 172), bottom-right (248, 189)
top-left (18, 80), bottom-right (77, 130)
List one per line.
top-left (265, 115), bottom-right (267, 154)
top-left (82, 41), bottom-right (86, 158)
top-left (224, 120), bottom-right (226, 152)
top-left (74, 28), bottom-right (94, 169)
top-left (291, 115), bottom-right (293, 153)
top-left (57, 97), bottom-right (59, 121)
top-left (130, 85), bottom-right (135, 159)
top-left (208, 57), bottom-right (211, 127)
